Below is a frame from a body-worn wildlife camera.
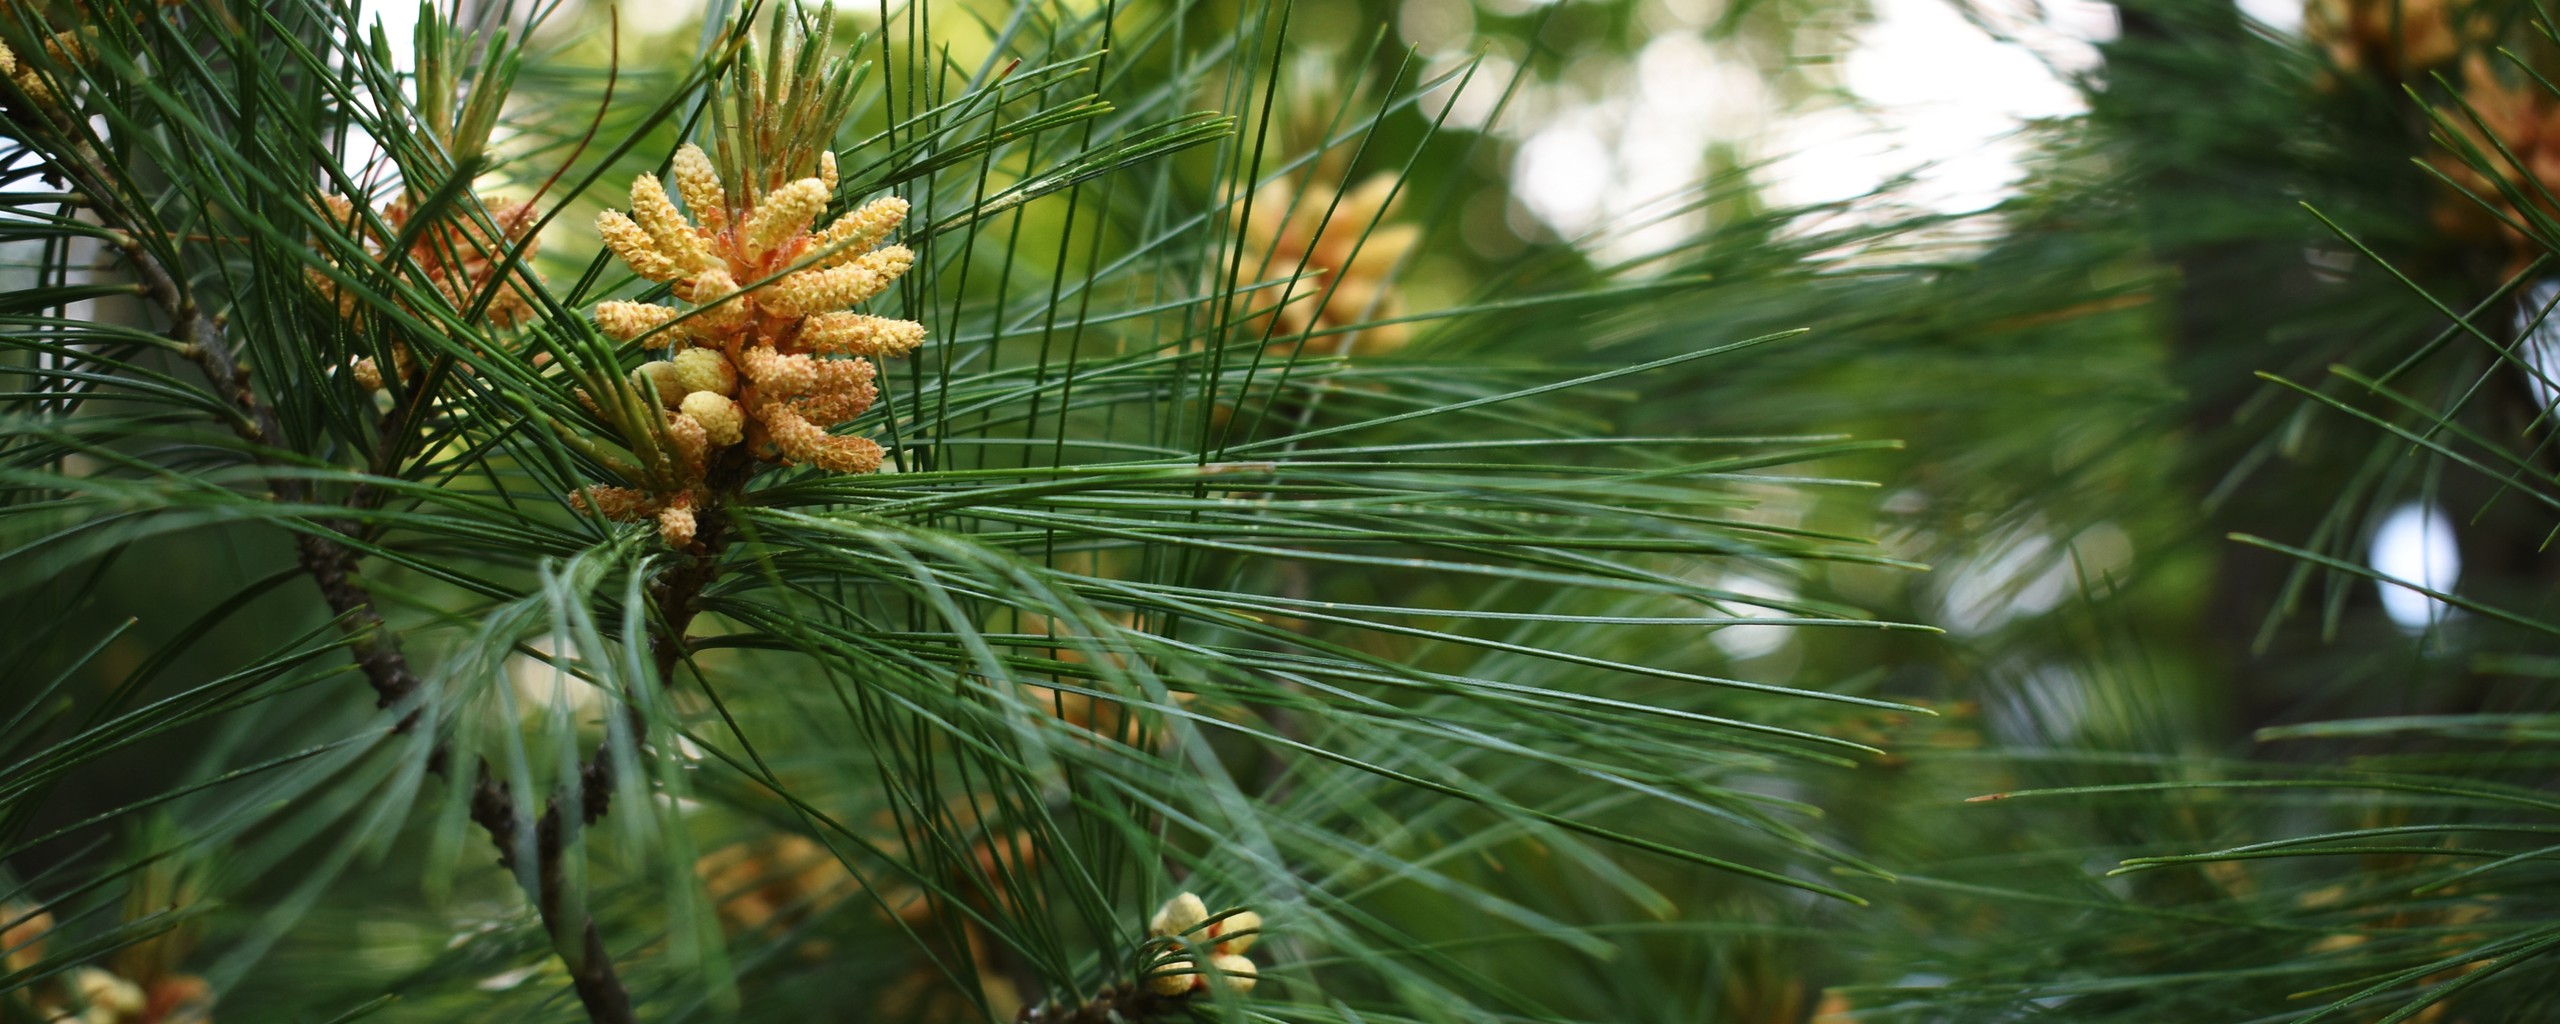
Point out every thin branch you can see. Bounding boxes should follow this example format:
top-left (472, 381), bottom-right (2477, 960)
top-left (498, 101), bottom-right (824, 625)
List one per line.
top-left (50, 129), bottom-right (646, 1024)
top-left (1014, 981), bottom-right (1187, 1023)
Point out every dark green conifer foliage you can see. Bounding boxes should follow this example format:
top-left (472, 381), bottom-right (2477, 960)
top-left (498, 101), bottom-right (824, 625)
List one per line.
top-left (0, 2), bottom-right (1921, 1022)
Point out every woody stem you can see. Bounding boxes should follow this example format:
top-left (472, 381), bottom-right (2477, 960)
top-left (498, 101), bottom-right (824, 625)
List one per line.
top-left (45, 128), bottom-right (643, 1024)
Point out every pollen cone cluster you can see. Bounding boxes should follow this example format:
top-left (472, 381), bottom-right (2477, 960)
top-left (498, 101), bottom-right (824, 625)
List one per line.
top-left (0, 30), bottom-right (85, 109)
top-left (2307, 0), bottom-right (2482, 81)
top-left (308, 192), bottom-right (543, 390)
top-left (1015, 608), bottom-right (1198, 748)
top-left (1, 902), bottom-right (212, 1024)
top-left (576, 143), bottom-right (924, 548)
top-left (1144, 892), bottom-right (1261, 997)
top-left (2430, 56), bottom-right (2560, 271)
top-left (695, 834), bottom-right (854, 945)
top-left (696, 825), bottom-right (1034, 1018)
top-left (1234, 174), bottom-right (1420, 357)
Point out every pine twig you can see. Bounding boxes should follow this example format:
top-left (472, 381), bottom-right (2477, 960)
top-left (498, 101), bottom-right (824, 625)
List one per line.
top-left (1013, 981), bottom-right (1185, 1024)
top-left (56, 140), bottom-right (647, 1024)
top-left (136, 216), bottom-right (646, 1021)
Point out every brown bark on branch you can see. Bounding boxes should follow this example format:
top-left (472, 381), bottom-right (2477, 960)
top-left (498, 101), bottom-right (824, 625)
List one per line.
top-left (59, 143), bottom-right (646, 1024)
top-left (1014, 981), bottom-right (1186, 1023)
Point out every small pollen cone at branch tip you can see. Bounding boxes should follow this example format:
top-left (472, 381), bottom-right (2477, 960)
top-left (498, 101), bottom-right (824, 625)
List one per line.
top-left (1140, 893), bottom-right (1262, 997)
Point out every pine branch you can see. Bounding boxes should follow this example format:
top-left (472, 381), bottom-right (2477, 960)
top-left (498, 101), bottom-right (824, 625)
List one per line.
top-left (1013, 981), bottom-right (1186, 1023)
top-left (49, 130), bottom-right (648, 1024)
top-left (105, 196), bottom-right (428, 723)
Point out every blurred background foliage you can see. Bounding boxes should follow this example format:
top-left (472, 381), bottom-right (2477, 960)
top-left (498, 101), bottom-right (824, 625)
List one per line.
top-left (9, 0), bottom-right (2560, 1020)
